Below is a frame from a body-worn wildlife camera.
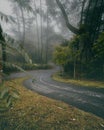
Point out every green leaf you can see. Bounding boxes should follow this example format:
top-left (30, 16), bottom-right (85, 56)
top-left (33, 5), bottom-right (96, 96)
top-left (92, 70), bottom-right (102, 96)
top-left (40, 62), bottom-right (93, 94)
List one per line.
top-left (0, 88), bottom-right (9, 99)
top-left (10, 90), bottom-right (20, 99)
top-left (6, 95), bottom-right (12, 105)
top-left (6, 96), bottom-right (12, 107)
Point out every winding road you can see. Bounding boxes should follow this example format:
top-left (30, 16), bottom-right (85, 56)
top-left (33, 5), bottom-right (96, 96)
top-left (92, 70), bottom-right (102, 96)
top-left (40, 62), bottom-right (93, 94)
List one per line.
top-left (9, 67), bottom-right (104, 119)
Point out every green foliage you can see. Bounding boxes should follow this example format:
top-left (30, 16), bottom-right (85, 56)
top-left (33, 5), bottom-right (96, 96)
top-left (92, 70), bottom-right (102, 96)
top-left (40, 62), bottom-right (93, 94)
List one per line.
top-left (4, 63), bottom-right (52, 74)
top-left (4, 33), bottom-right (32, 64)
top-left (0, 33), bottom-right (33, 74)
top-left (82, 32), bottom-right (104, 80)
top-left (53, 45), bottom-right (71, 66)
top-left (0, 83), bottom-right (19, 111)
top-left (53, 37), bottom-right (82, 78)
top-left (0, 0), bottom-right (47, 114)
top-left (0, 11), bottom-right (33, 112)
top-left (93, 32), bottom-right (104, 61)
top-left (85, 32), bottom-right (104, 80)
top-left (69, 35), bottom-right (81, 58)
top-left (53, 31), bottom-right (104, 80)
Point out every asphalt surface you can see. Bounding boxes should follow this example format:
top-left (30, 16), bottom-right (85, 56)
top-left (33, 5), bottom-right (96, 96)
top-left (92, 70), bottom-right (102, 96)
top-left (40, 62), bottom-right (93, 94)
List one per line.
top-left (9, 68), bottom-right (104, 119)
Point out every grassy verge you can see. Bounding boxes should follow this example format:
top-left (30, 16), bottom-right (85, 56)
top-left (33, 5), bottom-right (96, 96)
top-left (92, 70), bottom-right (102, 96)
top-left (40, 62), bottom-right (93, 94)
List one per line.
top-left (0, 78), bottom-right (104, 130)
top-left (52, 73), bottom-right (104, 88)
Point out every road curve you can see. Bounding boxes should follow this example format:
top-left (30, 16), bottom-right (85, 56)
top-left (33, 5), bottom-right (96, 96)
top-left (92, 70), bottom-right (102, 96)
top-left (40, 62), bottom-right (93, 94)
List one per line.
top-left (10, 68), bottom-right (104, 119)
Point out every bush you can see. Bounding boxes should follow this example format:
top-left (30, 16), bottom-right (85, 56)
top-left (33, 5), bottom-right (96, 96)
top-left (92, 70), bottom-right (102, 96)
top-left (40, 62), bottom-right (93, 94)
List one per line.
top-left (5, 63), bottom-right (53, 74)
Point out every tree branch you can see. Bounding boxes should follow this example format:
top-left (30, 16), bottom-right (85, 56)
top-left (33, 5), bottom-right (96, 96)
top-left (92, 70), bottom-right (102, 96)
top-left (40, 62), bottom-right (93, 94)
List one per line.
top-left (56, 0), bottom-right (79, 34)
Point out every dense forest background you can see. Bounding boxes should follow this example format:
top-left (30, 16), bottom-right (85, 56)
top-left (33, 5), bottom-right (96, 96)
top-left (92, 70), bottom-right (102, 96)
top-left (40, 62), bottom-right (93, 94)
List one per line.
top-left (0, 0), bottom-right (104, 81)
top-left (54, 0), bottom-right (104, 80)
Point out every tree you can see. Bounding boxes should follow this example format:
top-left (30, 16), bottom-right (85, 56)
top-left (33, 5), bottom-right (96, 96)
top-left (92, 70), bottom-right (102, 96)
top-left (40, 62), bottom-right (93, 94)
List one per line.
top-left (0, 25), bottom-right (6, 73)
top-left (0, 11), bottom-right (15, 73)
top-left (56, 0), bottom-right (104, 59)
top-left (92, 32), bottom-right (104, 79)
top-left (33, 0), bottom-right (40, 62)
top-left (0, 9), bottom-right (32, 74)
top-left (11, 0), bottom-right (32, 46)
top-left (55, 0), bottom-right (79, 34)
top-left (40, 0), bottom-right (44, 63)
top-left (12, 4), bottom-right (22, 40)
top-left (53, 45), bottom-right (71, 75)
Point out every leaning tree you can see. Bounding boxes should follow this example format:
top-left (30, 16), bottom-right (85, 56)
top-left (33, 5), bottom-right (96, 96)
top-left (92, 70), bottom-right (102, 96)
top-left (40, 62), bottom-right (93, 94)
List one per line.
top-left (56, 0), bottom-right (104, 58)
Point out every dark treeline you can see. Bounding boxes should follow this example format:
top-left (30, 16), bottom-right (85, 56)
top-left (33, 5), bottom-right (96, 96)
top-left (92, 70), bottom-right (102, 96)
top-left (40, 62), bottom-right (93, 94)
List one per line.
top-left (54, 0), bottom-right (104, 81)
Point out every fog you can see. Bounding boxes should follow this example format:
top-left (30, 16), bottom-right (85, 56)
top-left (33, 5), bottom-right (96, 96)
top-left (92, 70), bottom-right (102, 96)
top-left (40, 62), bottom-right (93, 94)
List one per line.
top-left (0, 0), bottom-right (79, 63)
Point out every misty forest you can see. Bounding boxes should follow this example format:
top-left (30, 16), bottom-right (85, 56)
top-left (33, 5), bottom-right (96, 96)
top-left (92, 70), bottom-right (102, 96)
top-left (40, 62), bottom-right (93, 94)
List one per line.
top-left (0, 0), bottom-right (104, 130)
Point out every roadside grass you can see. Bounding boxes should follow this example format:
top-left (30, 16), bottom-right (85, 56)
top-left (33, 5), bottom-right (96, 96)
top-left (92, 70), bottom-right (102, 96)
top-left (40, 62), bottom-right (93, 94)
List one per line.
top-left (52, 73), bottom-right (104, 88)
top-left (0, 78), bottom-right (104, 130)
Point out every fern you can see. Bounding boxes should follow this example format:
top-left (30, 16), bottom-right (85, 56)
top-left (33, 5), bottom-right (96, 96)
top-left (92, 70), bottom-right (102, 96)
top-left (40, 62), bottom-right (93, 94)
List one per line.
top-left (0, 9), bottom-right (32, 111)
top-left (1, 32), bottom-right (32, 64)
top-left (0, 11), bottom-right (15, 23)
top-left (0, 33), bottom-right (32, 112)
top-left (0, 83), bottom-right (20, 111)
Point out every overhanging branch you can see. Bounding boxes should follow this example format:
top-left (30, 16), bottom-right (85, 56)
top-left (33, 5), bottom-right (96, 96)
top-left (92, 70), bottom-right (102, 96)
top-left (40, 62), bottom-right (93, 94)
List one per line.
top-left (56, 0), bottom-right (79, 34)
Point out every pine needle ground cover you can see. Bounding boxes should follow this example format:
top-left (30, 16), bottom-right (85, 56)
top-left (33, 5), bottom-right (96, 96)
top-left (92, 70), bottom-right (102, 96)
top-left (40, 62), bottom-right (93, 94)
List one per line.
top-left (0, 78), bottom-right (104, 130)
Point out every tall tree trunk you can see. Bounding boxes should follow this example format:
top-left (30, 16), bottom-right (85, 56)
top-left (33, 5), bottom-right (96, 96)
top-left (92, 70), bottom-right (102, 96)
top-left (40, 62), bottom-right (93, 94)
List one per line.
top-left (20, 6), bottom-right (25, 46)
top-left (94, 0), bottom-right (104, 39)
top-left (0, 25), bottom-right (6, 74)
top-left (15, 4), bottom-right (22, 40)
top-left (73, 57), bottom-right (76, 79)
top-left (45, 9), bottom-right (49, 64)
top-left (80, 0), bottom-right (87, 24)
top-left (34, 0), bottom-right (40, 62)
top-left (40, 0), bottom-right (43, 63)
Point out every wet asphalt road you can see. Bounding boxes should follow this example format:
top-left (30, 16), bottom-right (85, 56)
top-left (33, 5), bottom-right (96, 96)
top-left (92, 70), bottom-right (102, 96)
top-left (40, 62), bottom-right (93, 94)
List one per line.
top-left (10, 68), bottom-right (104, 119)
